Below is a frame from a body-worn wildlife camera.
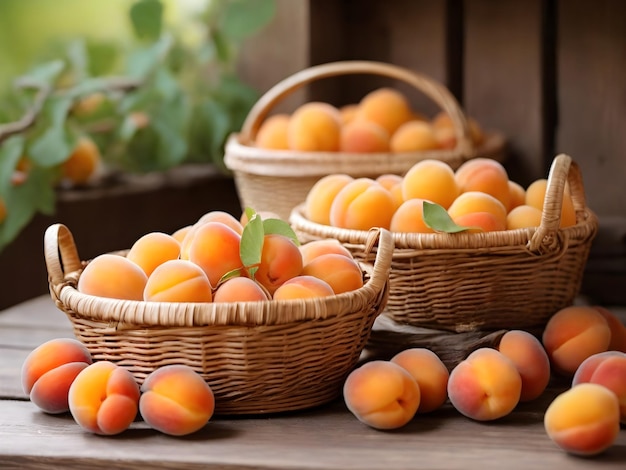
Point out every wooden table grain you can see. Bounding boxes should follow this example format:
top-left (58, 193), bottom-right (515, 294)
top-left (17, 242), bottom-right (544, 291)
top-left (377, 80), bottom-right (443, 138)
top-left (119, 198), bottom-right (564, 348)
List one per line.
top-left (1, 296), bottom-right (624, 470)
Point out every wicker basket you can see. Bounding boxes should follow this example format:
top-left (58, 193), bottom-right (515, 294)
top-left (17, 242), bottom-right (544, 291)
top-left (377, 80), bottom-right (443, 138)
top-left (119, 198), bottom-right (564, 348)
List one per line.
top-left (224, 60), bottom-right (507, 220)
top-left (290, 154), bottom-right (598, 335)
top-left (44, 225), bottom-right (393, 415)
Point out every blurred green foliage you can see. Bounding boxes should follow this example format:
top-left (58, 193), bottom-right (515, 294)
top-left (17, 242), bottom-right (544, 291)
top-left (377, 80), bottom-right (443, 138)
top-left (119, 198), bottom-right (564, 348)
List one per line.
top-left (0, 0), bottom-right (276, 251)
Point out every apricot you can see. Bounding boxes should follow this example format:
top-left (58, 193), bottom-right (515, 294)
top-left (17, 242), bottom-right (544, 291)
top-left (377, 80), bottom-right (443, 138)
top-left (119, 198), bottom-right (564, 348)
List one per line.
top-left (77, 253), bottom-right (148, 301)
top-left (21, 338), bottom-right (93, 414)
top-left (447, 191), bottom-right (508, 229)
top-left (447, 348), bottom-right (522, 421)
top-left (139, 365), bottom-right (215, 436)
top-left (431, 111), bottom-right (485, 146)
top-left (188, 222), bottom-right (244, 288)
top-left (340, 120), bottom-right (390, 153)
top-left (143, 259), bottom-right (213, 303)
top-left (507, 180), bottom-right (526, 211)
top-left (301, 253), bottom-right (363, 295)
top-left (592, 306), bottom-right (626, 352)
top-left (452, 211), bottom-right (506, 233)
top-left (255, 113), bottom-right (290, 150)
top-left (356, 87), bottom-right (413, 135)
top-left (339, 104), bottom-right (359, 125)
top-left (525, 178), bottom-right (577, 228)
top-left (506, 204), bottom-right (543, 230)
top-left (497, 330), bottom-right (551, 402)
top-left (573, 351), bottom-right (626, 423)
top-left (287, 102), bottom-right (342, 151)
top-left (69, 361), bottom-right (140, 435)
top-left (0, 198), bottom-right (6, 224)
top-left (254, 233), bottom-right (303, 295)
top-left (171, 225), bottom-right (192, 244)
top-left (126, 232), bottom-right (181, 277)
top-left (391, 348), bottom-right (449, 413)
top-left (401, 159), bottom-right (460, 209)
top-left (196, 210), bottom-right (244, 235)
top-left (343, 360), bottom-right (421, 430)
top-left (454, 158), bottom-right (511, 209)
top-left (375, 174), bottom-right (404, 209)
top-left (542, 305), bottom-right (612, 376)
top-left (544, 383), bottom-right (620, 456)
top-left (272, 275), bottom-right (334, 300)
top-left (299, 238), bottom-right (353, 266)
top-left (390, 120), bottom-right (440, 152)
top-left (329, 178), bottom-right (396, 230)
top-left (389, 199), bottom-right (435, 233)
top-left (240, 210), bottom-right (281, 227)
top-left (304, 174), bottom-right (354, 225)
top-left (62, 136), bottom-right (101, 185)
top-left (213, 276), bottom-right (269, 302)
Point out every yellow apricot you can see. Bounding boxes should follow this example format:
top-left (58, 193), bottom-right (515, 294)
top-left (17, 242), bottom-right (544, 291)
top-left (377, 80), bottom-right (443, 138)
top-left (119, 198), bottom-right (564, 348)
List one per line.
top-left (62, 137), bottom-right (101, 185)
top-left (454, 158), bottom-right (511, 209)
top-left (304, 174), bottom-right (354, 225)
top-left (356, 88), bottom-right (413, 135)
top-left (255, 114), bottom-right (290, 150)
top-left (401, 159), bottom-right (460, 209)
top-left (340, 120), bottom-right (390, 153)
top-left (287, 102), bottom-right (342, 151)
top-left (389, 199), bottom-right (434, 233)
top-left (329, 178), bottom-right (396, 230)
top-left (126, 232), bottom-right (181, 277)
top-left (390, 120), bottom-right (440, 152)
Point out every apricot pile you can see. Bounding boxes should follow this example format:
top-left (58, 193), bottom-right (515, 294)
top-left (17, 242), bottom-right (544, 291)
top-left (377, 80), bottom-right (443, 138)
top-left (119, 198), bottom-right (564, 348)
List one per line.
top-left (304, 157), bottom-right (577, 233)
top-left (254, 87), bottom-right (485, 153)
top-left (23, 338), bottom-right (214, 436)
top-left (77, 209), bottom-right (364, 303)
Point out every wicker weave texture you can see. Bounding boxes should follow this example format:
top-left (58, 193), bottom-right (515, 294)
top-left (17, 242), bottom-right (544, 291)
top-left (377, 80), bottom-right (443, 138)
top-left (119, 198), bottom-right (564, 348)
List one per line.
top-left (44, 225), bottom-right (393, 415)
top-left (224, 60), bottom-right (507, 220)
top-left (291, 154), bottom-right (598, 333)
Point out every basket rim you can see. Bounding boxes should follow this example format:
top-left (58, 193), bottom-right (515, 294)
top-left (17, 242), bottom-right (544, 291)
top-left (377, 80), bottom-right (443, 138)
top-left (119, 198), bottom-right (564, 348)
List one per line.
top-left (45, 225), bottom-right (394, 328)
top-left (224, 131), bottom-right (507, 177)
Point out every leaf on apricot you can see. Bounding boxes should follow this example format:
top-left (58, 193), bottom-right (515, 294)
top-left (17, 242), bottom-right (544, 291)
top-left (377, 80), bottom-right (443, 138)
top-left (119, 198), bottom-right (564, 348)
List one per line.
top-left (422, 201), bottom-right (477, 233)
top-left (240, 209), bottom-right (264, 278)
top-left (263, 218), bottom-right (299, 246)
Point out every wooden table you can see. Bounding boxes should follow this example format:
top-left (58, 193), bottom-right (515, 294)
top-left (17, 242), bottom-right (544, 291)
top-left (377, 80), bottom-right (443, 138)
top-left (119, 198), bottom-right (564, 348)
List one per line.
top-left (1, 296), bottom-right (624, 469)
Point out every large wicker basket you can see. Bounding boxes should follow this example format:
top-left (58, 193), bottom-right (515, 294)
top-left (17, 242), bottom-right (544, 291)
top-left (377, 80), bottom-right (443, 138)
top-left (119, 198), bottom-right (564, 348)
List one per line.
top-left (44, 225), bottom-right (393, 415)
top-left (290, 154), bottom-right (598, 335)
top-left (224, 60), bottom-right (506, 220)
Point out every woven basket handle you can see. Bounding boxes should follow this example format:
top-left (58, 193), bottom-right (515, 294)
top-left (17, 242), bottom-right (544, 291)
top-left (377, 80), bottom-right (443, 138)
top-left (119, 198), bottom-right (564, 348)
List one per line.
top-left (44, 223), bottom-right (83, 290)
top-left (362, 227), bottom-right (394, 292)
top-left (240, 60), bottom-right (475, 159)
top-left (529, 154), bottom-right (587, 251)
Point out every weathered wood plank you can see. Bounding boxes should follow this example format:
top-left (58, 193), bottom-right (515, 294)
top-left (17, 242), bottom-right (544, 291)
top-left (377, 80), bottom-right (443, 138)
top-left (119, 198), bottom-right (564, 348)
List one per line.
top-left (556, 0), bottom-right (626, 217)
top-left (1, 397), bottom-right (624, 470)
top-left (463, 0), bottom-right (547, 187)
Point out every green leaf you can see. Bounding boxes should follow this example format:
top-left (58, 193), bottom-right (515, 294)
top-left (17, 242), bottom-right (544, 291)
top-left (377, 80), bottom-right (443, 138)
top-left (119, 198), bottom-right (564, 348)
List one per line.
top-left (221, 0), bottom-right (276, 40)
top-left (130, 0), bottom-right (164, 41)
top-left (125, 34), bottom-right (172, 79)
top-left (66, 39), bottom-right (89, 82)
top-left (0, 136), bottom-right (24, 195)
top-left (423, 201), bottom-right (479, 233)
top-left (210, 28), bottom-right (232, 64)
top-left (263, 218), bottom-right (299, 245)
top-left (27, 96), bottom-right (76, 167)
top-left (20, 60), bottom-right (65, 86)
top-left (85, 39), bottom-right (120, 77)
top-left (187, 98), bottom-right (231, 167)
top-left (240, 209), bottom-right (265, 278)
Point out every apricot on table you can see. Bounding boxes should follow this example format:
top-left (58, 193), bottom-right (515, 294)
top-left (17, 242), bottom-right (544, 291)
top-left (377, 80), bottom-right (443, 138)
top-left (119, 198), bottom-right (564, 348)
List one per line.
top-left (77, 253), bottom-right (148, 301)
top-left (140, 365), bottom-right (215, 436)
top-left (572, 351), bottom-right (626, 423)
top-left (21, 338), bottom-right (93, 414)
top-left (343, 360), bottom-right (421, 430)
top-left (541, 305), bottom-right (612, 376)
top-left (391, 348), bottom-right (449, 413)
top-left (143, 259), bottom-right (213, 303)
top-left (287, 102), bottom-right (342, 152)
top-left (544, 383), bottom-right (620, 456)
top-left (592, 306), bottom-right (626, 352)
top-left (69, 361), bottom-right (140, 435)
top-left (447, 347), bottom-right (522, 421)
top-left (497, 330), bottom-right (551, 402)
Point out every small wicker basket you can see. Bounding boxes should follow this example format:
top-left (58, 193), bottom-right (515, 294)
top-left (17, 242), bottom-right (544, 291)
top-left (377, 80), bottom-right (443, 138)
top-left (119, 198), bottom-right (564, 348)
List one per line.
top-left (224, 60), bottom-right (507, 220)
top-left (290, 154), bottom-right (598, 335)
top-left (44, 225), bottom-right (393, 415)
